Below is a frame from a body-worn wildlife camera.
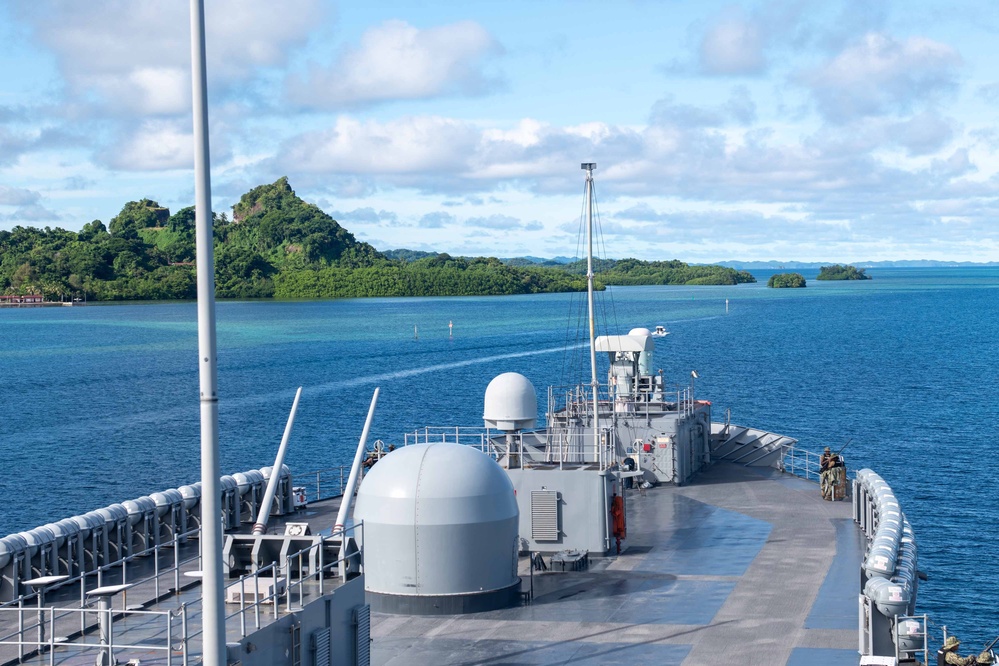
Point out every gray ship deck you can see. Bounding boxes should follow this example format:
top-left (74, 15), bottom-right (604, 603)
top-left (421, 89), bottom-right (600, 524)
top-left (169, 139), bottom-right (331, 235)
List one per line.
top-left (371, 461), bottom-right (863, 666)
top-left (1, 464), bottom-right (863, 666)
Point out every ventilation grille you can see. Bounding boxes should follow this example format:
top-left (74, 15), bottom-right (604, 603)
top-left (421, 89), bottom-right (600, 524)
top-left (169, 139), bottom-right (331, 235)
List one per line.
top-left (311, 627), bottom-right (330, 666)
top-left (531, 490), bottom-right (560, 541)
top-left (355, 604), bottom-right (371, 666)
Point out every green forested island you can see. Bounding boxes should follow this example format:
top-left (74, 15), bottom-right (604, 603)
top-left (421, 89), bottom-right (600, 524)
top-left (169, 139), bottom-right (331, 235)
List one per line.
top-left (817, 264), bottom-right (871, 280)
top-left (767, 272), bottom-right (807, 288)
top-left (559, 258), bottom-right (754, 286)
top-left (0, 178), bottom-right (755, 301)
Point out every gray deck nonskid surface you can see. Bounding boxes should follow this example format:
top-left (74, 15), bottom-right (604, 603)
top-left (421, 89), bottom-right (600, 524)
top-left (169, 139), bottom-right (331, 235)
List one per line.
top-left (371, 462), bottom-right (861, 666)
top-left (1, 467), bottom-right (862, 666)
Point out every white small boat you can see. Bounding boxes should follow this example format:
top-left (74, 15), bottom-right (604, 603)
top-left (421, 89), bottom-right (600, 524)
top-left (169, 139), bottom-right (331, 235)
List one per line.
top-left (652, 325), bottom-right (669, 336)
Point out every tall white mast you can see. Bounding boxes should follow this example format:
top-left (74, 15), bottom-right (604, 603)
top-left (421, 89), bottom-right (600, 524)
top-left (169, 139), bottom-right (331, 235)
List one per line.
top-left (189, 1), bottom-right (226, 665)
top-left (582, 163), bottom-right (601, 467)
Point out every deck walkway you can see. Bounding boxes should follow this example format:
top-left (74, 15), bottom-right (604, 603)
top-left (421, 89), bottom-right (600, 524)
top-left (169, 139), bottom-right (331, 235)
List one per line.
top-left (371, 462), bottom-right (862, 666)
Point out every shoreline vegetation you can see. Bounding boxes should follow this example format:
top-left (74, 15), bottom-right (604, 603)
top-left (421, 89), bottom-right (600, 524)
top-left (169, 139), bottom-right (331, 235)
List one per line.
top-left (0, 178), bottom-right (755, 302)
top-left (816, 264), bottom-right (872, 281)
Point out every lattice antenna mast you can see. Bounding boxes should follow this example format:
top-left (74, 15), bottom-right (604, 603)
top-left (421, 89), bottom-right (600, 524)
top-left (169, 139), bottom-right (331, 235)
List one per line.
top-left (581, 163), bottom-right (602, 467)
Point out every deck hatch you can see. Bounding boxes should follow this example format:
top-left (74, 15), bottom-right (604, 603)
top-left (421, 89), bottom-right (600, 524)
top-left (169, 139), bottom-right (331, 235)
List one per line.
top-left (531, 490), bottom-right (560, 541)
top-left (355, 603), bottom-right (371, 666)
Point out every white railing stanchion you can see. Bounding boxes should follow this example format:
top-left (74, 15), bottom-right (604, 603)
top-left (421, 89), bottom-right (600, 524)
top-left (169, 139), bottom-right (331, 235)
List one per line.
top-left (166, 608), bottom-right (175, 666)
top-left (174, 533), bottom-right (181, 593)
top-left (271, 562), bottom-right (279, 621)
top-left (182, 603), bottom-right (190, 664)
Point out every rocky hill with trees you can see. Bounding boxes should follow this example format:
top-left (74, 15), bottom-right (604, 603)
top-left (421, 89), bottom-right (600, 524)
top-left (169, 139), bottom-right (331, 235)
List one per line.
top-left (0, 178), bottom-right (755, 301)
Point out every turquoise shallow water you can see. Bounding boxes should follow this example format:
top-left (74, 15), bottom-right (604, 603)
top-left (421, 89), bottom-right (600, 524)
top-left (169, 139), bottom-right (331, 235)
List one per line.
top-left (1, 267), bottom-right (997, 648)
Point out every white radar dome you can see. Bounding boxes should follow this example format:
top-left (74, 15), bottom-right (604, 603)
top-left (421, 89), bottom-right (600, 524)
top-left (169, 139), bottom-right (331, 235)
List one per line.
top-left (629, 327), bottom-right (652, 337)
top-left (353, 443), bottom-right (520, 614)
top-left (483, 372), bottom-right (537, 431)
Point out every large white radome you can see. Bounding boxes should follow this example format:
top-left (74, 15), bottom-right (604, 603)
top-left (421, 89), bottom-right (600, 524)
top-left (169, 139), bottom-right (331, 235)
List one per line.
top-left (354, 443), bottom-right (520, 611)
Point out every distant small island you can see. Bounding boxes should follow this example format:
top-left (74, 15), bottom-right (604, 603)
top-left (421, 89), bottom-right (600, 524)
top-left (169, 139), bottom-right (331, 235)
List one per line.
top-left (817, 264), bottom-right (871, 281)
top-left (767, 273), bottom-right (806, 288)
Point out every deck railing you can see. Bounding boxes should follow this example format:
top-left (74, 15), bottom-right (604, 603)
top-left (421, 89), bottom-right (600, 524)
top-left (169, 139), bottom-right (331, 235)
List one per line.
top-left (0, 522), bottom-right (364, 666)
top-left (0, 525), bottom-right (203, 639)
top-left (779, 444), bottom-right (854, 486)
top-left (402, 426), bottom-right (505, 458)
top-left (0, 605), bottom-right (178, 666)
top-left (290, 466), bottom-right (352, 503)
top-left (546, 383), bottom-right (699, 420)
top-left (779, 444), bottom-right (823, 482)
top-left (175, 521), bottom-right (363, 664)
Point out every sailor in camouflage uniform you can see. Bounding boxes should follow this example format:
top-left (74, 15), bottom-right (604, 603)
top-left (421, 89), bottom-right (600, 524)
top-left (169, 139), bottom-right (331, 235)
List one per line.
top-left (938, 636), bottom-right (978, 666)
top-left (819, 447), bottom-right (834, 499)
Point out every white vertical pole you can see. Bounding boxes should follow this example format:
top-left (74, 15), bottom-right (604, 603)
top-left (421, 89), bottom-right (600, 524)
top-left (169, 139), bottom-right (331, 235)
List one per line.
top-left (582, 163), bottom-right (600, 467)
top-left (189, 2), bottom-right (225, 665)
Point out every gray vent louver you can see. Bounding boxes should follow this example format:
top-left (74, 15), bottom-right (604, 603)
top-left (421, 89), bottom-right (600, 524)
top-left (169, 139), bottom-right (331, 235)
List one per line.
top-left (311, 627), bottom-right (330, 666)
top-left (531, 490), bottom-right (560, 541)
top-left (355, 604), bottom-right (371, 666)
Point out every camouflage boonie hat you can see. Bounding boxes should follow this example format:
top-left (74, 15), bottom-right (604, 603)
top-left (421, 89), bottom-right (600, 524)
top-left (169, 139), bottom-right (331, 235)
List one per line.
top-left (944, 636), bottom-right (960, 649)
top-left (824, 447), bottom-right (831, 453)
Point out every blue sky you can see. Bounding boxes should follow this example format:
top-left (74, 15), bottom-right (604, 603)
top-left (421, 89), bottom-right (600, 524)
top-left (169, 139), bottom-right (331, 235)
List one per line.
top-left (1, 0), bottom-right (998, 262)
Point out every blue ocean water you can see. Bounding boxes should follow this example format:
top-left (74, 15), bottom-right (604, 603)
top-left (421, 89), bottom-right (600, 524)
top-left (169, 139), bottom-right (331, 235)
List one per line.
top-left (1, 267), bottom-right (996, 647)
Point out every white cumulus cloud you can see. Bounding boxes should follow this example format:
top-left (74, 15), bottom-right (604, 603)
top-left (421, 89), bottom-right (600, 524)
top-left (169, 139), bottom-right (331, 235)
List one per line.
top-left (419, 212), bottom-right (457, 228)
top-left (699, 10), bottom-right (766, 75)
top-left (800, 33), bottom-right (961, 123)
top-left (100, 120), bottom-right (193, 171)
top-left (278, 115), bottom-right (480, 174)
top-left (0, 186), bottom-right (41, 206)
top-left (329, 207), bottom-right (398, 225)
top-left (12, 0), bottom-right (321, 114)
top-left (288, 20), bottom-right (502, 109)
top-left (464, 214), bottom-right (523, 230)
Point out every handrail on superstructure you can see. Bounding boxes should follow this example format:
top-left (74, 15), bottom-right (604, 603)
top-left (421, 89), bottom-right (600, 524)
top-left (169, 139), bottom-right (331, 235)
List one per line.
top-left (0, 525), bottom-right (203, 618)
top-left (0, 521), bottom-right (365, 666)
top-left (0, 466), bottom-right (355, 616)
top-left (0, 605), bottom-right (178, 666)
top-left (547, 383), bottom-right (699, 419)
top-left (183, 520), bottom-right (364, 646)
top-left (402, 427), bottom-right (505, 459)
